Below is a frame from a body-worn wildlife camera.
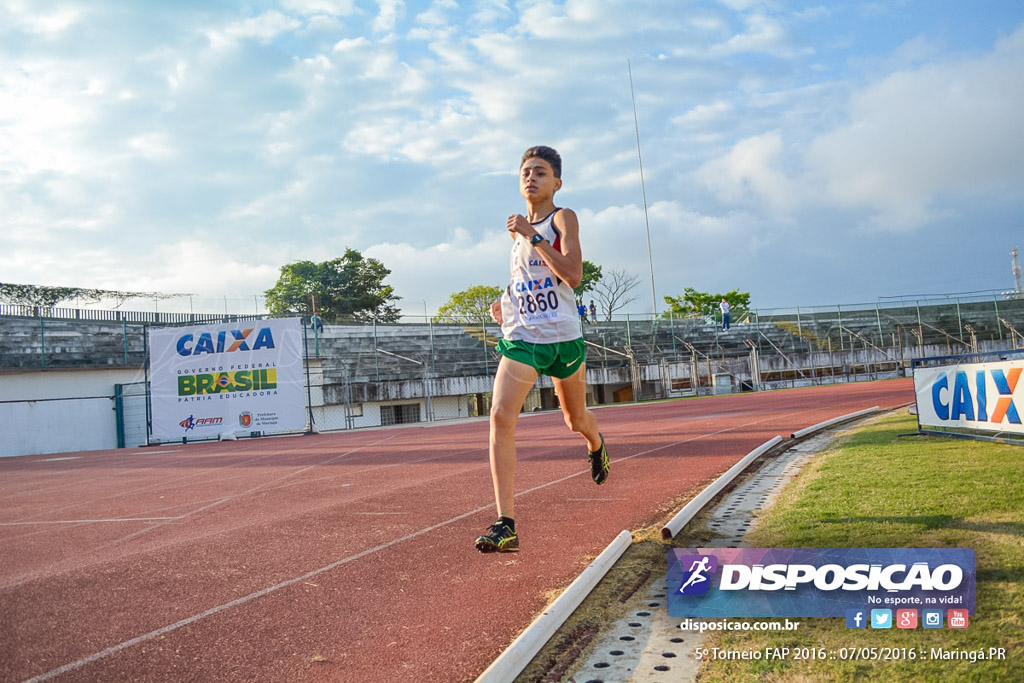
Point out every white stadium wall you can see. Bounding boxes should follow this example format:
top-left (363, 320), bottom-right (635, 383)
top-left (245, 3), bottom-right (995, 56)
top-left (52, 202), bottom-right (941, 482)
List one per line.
top-left (0, 367), bottom-right (145, 457)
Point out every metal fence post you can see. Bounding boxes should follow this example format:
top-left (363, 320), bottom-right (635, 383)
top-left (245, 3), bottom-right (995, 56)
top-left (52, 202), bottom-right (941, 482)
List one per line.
top-left (373, 319), bottom-right (380, 381)
top-left (875, 303), bottom-right (883, 347)
top-left (429, 318), bottom-right (436, 378)
top-left (994, 294), bottom-right (1002, 340)
top-left (670, 311), bottom-right (676, 358)
top-left (917, 301), bottom-right (924, 346)
top-left (482, 318), bottom-right (489, 375)
top-left (756, 308), bottom-right (762, 356)
top-left (114, 384), bottom-right (126, 448)
top-left (837, 304), bottom-right (844, 350)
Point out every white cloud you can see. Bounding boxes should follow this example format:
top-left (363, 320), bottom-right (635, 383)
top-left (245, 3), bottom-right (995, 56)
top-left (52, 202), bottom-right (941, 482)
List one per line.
top-left (373, 0), bottom-right (406, 33)
top-left (710, 12), bottom-right (812, 58)
top-left (672, 101), bottom-right (734, 126)
top-left (126, 132), bottom-right (178, 161)
top-left (0, 62), bottom-right (94, 175)
top-left (281, 0), bottom-right (357, 16)
top-left (806, 24), bottom-right (1024, 230)
top-left (365, 228), bottom-right (510, 311)
top-left (2, 1), bottom-right (84, 38)
top-left (334, 36), bottom-right (370, 51)
top-left (695, 131), bottom-right (803, 213)
top-left (140, 241), bottom-right (282, 296)
top-left (206, 10), bottom-right (302, 49)
top-left (472, 0), bottom-right (512, 26)
top-left (2, 2), bottom-right (1022, 313)
top-left (415, 0), bottom-right (457, 28)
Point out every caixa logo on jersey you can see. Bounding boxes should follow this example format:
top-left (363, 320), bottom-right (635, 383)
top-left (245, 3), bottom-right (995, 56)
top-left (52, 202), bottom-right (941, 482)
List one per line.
top-left (668, 548), bottom-right (975, 618)
top-left (176, 327), bottom-right (275, 356)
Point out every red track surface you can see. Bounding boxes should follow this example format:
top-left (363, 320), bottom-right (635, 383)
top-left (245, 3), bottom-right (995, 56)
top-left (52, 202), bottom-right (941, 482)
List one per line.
top-left (1, 380), bottom-right (912, 682)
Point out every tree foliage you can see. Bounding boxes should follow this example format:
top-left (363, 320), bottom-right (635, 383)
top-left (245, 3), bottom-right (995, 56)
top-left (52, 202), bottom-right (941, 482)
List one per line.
top-left (663, 288), bottom-right (751, 320)
top-left (573, 260), bottom-right (603, 298)
top-left (0, 282), bottom-right (180, 308)
top-left (264, 249), bottom-right (401, 322)
top-left (433, 285), bottom-right (503, 324)
top-left (592, 268), bottom-right (641, 320)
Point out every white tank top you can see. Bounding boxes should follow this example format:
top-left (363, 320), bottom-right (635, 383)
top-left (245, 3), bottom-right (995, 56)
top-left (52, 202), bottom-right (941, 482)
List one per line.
top-left (499, 208), bottom-right (582, 343)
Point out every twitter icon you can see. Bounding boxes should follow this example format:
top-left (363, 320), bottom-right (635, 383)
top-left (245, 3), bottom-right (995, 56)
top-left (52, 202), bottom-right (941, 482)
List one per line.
top-left (870, 609), bottom-right (892, 629)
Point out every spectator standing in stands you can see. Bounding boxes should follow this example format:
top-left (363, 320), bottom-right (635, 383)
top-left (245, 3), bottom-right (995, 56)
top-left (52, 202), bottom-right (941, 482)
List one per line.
top-left (589, 300), bottom-right (598, 325)
top-left (720, 298), bottom-right (730, 330)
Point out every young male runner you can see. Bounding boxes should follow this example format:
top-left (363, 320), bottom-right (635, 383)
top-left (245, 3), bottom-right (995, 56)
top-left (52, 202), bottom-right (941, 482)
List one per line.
top-left (475, 146), bottom-right (610, 553)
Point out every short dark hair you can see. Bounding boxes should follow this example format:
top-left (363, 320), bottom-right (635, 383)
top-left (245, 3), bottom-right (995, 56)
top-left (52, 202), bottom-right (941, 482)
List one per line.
top-left (521, 146), bottom-right (562, 178)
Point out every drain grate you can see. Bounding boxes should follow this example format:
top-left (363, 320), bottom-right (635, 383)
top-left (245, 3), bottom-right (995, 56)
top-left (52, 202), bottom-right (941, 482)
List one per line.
top-left (566, 432), bottom-right (833, 681)
top-left (566, 579), bottom-right (701, 682)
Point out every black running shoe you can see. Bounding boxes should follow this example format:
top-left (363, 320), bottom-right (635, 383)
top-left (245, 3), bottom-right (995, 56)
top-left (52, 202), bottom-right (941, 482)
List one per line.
top-left (475, 519), bottom-right (519, 553)
top-left (589, 434), bottom-right (610, 485)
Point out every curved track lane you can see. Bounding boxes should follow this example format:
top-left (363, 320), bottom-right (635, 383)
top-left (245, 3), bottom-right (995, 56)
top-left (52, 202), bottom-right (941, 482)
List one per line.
top-left (0, 379), bottom-right (912, 682)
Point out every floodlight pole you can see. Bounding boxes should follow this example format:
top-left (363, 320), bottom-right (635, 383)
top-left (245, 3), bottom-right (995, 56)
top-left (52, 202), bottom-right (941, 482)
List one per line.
top-left (629, 58), bottom-right (658, 317)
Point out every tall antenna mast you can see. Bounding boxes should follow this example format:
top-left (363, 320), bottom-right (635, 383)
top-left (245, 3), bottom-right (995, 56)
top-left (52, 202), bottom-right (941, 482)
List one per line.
top-left (1013, 247), bottom-right (1022, 294)
top-left (628, 58), bottom-right (658, 316)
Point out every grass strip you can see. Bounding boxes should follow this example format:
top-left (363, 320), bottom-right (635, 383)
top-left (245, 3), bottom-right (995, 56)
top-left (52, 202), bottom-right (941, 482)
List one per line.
top-left (698, 412), bottom-right (1024, 682)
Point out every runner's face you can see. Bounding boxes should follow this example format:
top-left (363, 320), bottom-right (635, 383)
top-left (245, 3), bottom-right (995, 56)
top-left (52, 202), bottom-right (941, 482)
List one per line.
top-left (520, 158), bottom-right (560, 201)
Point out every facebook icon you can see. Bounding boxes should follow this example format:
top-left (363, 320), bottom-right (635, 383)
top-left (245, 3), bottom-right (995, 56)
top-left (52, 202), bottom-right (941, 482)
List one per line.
top-left (845, 609), bottom-right (867, 629)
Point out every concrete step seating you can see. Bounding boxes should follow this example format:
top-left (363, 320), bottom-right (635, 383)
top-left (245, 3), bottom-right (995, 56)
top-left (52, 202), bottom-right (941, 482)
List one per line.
top-left (3, 296), bottom-right (1020, 375)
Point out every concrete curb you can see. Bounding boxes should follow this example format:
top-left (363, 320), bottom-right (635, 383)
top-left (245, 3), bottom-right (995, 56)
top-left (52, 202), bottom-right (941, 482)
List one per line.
top-left (660, 435), bottom-right (784, 540)
top-left (790, 405), bottom-right (880, 439)
top-left (474, 530), bottom-right (633, 683)
top-left (477, 406), bottom-right (892, 680)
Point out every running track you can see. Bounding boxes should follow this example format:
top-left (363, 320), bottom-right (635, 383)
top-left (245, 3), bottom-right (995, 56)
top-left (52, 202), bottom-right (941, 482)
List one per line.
top-left (0, 380), bottom-right (913, 682)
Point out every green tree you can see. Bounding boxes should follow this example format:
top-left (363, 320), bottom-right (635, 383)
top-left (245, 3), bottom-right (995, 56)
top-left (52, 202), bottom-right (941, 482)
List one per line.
top-left (663, 288), bottom-right (751, 321)
top-left (433, 285), bottom-right (503, 324)
top-left (573, 260), bottom-right (603, 298)
top-left (264, 249), bottom-right (401, 322)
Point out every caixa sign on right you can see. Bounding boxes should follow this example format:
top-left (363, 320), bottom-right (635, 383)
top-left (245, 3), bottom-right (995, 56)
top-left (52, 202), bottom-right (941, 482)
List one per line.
top-left (913, 349), bottom-right (1024, 440)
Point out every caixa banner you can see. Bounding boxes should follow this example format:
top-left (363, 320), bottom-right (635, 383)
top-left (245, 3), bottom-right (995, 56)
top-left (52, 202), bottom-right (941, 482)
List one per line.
top-left (668, 548), bottom-right (975, 618)
top-left (148, 318), bottom-right (307, 442)
top-left (914, 357), bottom-right (1024, 435)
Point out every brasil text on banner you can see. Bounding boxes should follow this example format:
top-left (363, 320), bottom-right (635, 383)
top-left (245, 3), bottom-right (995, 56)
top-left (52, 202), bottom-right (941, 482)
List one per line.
top-left (148, 318), bottom-right (307, 442)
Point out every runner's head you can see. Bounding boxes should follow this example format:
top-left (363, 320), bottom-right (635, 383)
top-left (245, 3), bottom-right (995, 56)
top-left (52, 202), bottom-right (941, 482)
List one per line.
top-left (520, 146), bottom-right (562, 201)
top-left (521, 146), bottom-right (561, 178)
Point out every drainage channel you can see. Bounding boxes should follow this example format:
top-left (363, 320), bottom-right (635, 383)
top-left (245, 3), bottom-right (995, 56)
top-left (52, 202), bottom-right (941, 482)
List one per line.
top-left (565, 431), bottom-right (837, 683)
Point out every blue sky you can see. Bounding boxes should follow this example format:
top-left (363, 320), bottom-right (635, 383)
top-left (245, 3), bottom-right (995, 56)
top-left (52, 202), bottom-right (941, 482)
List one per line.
top-left (2, 0), bottom-right (1023, 315)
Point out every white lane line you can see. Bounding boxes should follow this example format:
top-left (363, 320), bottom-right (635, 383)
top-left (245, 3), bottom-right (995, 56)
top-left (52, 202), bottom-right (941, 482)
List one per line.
top-left (0, 518), bottom-right (178, 526)
top-left (24, 504), bottom-right (489, 683)
top-left (566, 498), bottom-right (628, 502)
top-left (24, 453), bottom-right (608, 682)
top-left (113, 434), bottom-right (402, 544)
top-left (24, 410), bottom-right (808, 682)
